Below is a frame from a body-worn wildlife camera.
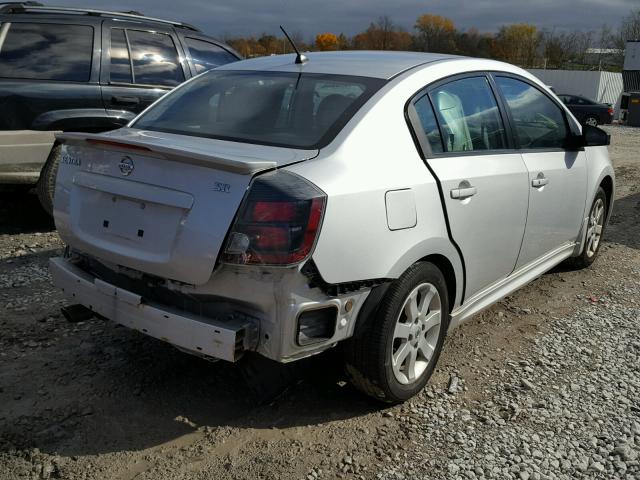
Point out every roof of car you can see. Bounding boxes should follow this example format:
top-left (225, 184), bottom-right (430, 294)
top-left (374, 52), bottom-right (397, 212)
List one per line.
top-left (216, 51), bottom-right (460, 80)
top-left (0, 3), bottom-right (200, 31)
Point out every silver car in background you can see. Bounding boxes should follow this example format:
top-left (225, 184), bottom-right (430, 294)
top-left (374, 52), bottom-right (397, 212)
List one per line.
top-left (50, 51), bottom-right (614, 403)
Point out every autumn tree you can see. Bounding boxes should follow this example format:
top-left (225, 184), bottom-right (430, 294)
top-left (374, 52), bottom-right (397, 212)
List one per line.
top-left (226, 37), bottom-right (251, 58)
top-left (257, 34), bottom-right (280, 54)
top-left (491, 23), bottom-right (540, 67)
top-left (316, 32), bottom-right (339, 51)
top-left (288, 31), bottom-right (309, 53)
top-left (226, 37), bottom-right (266, 57)
top-left (352, 16), bottom-right (412, 50)
top-left (540, 30), bottom-right (584, 69)
top-left (337, 33), bottom-right (350, 50)
top-left (414, 14), bottom-right (456, 53)
top-left (455, 28), bottom-right (492, 58)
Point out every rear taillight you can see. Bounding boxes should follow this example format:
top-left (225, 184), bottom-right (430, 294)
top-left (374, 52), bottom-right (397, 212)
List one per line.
top-left (608, 107), bottom-right (614, 116)
top-left (222, 171), bottom-right (326, 266)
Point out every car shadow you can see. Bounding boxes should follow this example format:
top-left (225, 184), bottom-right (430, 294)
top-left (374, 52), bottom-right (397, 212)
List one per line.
top-left (605, 191), bottom-right (640, 250)
top-left (0, 318), bottom-right (378, 458)
top-left (548, 191), bottom-right (639, 276)
top-left (0, 188), bottom-right (54, 234)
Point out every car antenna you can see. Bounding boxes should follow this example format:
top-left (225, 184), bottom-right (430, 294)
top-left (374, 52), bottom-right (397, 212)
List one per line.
top-left (280, 25), bottom-right (307, 64)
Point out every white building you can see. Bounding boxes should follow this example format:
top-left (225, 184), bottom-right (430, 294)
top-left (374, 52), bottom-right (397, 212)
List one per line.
top-left (528, 69), bottom-right (624, 106)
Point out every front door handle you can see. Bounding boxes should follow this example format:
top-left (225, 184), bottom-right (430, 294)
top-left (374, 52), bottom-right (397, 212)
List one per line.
top-left (532, 173), bottom-right (549, 188)
top-left (450, 182), bottom-right (477, 199)
top-left (112, 96), bottom-right (140, 106)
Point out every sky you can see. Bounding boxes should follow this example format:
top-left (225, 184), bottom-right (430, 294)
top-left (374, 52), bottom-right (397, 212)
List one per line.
top-left (60, 0), bottom-right (638, 40)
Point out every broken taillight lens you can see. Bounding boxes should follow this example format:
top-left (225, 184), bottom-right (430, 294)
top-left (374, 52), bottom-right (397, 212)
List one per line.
top-left (222, 171), bottom-right (326, 266)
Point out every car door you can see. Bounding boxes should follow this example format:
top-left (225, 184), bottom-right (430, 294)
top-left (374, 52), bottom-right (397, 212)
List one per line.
top-left (493, 75), bottom-right (587, 269)
top-left (408, 74), bottom-right (529, 299)
top-left (100, 22), bottom-right (189, 127)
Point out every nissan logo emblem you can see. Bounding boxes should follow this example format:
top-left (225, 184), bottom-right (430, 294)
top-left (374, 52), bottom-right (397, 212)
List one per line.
top-left (119, 156), bottom-right (134, 176)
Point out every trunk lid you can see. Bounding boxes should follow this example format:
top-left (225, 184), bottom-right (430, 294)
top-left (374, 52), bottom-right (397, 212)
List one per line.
top-left (54, 128), bottom-right (318, 285)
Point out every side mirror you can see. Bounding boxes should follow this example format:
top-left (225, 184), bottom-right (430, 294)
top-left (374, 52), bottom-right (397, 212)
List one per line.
top-left (565, 134), bottom-right (584, 150)
top-left (582, 125), bottom-right (610, 147)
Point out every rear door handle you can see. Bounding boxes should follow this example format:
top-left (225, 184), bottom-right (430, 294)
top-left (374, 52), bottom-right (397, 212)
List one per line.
top-left (450, 185), bottom-right (477, 199)
top-left (112, 96), bottom-right (140, 106)
top-left (532, 175), bottom-right (549, 188)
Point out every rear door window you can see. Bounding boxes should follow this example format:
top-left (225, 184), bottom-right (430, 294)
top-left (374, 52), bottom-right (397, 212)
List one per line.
top-left (0, 22), bottom-right (93, 81)
top-left (127, 30), bottom-right (185, 86)
top-left (430, 76), bottom-right (507, 152)
top-left (495, 76), bottom-right (568, 149)
top-left (109, 28), bottom-right (132, 83)
top-left (185, 38), bottom-right (237, 73)
top-left (413, 95), bottom-right (444, 154)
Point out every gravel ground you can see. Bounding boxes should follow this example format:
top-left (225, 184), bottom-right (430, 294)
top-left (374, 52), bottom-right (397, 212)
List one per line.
top-left (0, 126), bottom-right (638, 480)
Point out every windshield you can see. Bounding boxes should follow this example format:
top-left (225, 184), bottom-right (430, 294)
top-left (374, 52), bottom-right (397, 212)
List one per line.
top-left (132, 70), bottom-right (385, 149)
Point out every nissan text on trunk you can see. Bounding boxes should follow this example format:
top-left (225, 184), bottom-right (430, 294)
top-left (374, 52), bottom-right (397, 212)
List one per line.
top-left (51, 51), bottom-right (614, 403)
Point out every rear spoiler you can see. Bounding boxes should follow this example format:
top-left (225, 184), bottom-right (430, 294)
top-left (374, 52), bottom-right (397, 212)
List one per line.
top-left (55, 132), bottom-right (278, 175)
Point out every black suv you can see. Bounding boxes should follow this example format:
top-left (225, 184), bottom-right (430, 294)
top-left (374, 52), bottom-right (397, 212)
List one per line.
top-left (0, 2), bottom-right (239, 213)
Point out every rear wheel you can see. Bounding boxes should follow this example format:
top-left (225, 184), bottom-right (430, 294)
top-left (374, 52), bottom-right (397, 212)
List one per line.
top-left (584, 115), bottom-right (599, 127)
top-left (345, 262), bottom-right (449, 403)
top-left (36, 144), bottom-right (61, 216)
top-left (570, 187), bottom-right (607, 269)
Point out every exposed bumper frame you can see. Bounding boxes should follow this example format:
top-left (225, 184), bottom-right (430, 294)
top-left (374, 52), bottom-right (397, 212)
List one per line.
top-left (49, 257), bottom-right (259, 361)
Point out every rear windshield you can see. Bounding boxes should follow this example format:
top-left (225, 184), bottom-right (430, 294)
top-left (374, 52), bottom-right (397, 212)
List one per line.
top-left (132, 70), bottom-right (385, 149)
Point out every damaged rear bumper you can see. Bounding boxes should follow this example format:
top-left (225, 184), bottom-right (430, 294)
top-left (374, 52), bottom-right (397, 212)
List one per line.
top-left (49, 257), bottom-right (258, 361)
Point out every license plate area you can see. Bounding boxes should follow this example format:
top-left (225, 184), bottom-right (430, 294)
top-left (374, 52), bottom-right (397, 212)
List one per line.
top-left (98, 196), bottom-right (159, 241)
top-left (71, 186), bottom-right (185, 260)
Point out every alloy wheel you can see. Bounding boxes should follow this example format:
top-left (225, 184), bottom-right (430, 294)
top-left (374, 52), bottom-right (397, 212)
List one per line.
top-left (391, 282), bottom-right (442, 385)
top-left (586, 197), bottom-right (605, 258)
top-left (585, 116), bottom-right (598, 127)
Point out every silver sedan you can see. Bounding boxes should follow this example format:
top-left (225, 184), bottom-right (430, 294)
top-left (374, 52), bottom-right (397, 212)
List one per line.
top-left (50, 51), bottom-right (614, 402)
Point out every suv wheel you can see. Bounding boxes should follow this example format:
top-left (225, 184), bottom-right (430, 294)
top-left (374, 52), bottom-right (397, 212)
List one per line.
top-left (345, 262), bottom-right (449, 403)
top-left (37, 145), bottom-right (61, 216)
top-left (569, 187), bottom-right (607, 269)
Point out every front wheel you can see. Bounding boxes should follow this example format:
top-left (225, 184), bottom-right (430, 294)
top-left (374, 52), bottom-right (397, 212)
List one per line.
top-left (570, 187), bottom-right (607, 269)
top-left (345, 262), bottom-right (449, 403)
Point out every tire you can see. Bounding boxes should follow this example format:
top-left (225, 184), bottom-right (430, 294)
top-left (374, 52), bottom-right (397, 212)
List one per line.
top-left (36, 144), bottom-right (61, 216)
top-left (345, 262), bottom-right (450, 403)
top-left (569, 187), bottom-right (607, 269)
top-left (584, 115), bottom-right (599, 127)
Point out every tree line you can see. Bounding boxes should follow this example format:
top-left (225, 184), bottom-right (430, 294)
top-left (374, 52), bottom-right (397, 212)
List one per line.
top-left (226, 9), bottom-right (640, 71)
